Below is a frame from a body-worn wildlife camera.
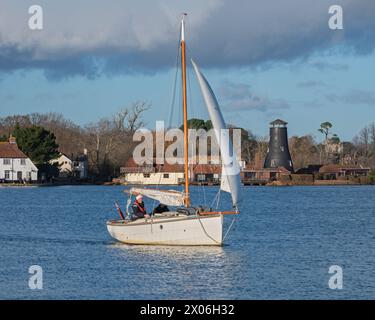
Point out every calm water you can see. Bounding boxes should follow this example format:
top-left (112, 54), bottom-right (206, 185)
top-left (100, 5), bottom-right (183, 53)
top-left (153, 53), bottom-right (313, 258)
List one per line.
top-left (0, 185), bottom-right (374, 300)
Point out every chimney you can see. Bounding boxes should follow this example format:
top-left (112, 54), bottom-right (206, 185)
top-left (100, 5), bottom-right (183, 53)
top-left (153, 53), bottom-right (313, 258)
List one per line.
top-left (264, 119), bottom-right (294, 172)
top-left (9, 135), bottom-right (16, 144)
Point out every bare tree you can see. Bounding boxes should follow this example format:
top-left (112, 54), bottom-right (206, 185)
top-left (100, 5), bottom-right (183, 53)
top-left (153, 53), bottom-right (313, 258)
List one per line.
top-left (83, 101), bottom-right (150, 178)
top-left (289, 135), bottom-right (319, 169)
top-left (125, 101), bottom-right (150, 134)
top-left (241, 130), bottom-right (258, 164)
top-left (359, 126), bottom-right (370, 158)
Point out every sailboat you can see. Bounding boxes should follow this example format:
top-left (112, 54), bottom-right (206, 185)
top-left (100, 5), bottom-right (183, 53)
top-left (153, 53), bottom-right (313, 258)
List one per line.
top-left (106, 16), bottom-right (241, 246)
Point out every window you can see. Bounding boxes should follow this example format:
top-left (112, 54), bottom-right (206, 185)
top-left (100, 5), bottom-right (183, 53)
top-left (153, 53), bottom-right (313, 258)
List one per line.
top-left (17, 171), bottom-right (22, 180)
top-left (143, 173), bottom-right (150, 178)
top-left (20, 159), bottom-right (26, 165)
top-left (163, 174), bottom-right (169, 179)
top-left (197, 174), bottom-right (205, 181)
top-left (4, 170), bottom-right (10, 180)
top-left (245, 172), bottom-right (256, 179)
top-left (3, 159), bottom-right (10, 165)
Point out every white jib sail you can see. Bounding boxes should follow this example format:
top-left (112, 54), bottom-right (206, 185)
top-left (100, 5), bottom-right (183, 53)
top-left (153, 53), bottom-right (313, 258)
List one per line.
top-left (127, 187), bottom-right (185, 207)
top-left (191, 59), bottom-right (241, 208)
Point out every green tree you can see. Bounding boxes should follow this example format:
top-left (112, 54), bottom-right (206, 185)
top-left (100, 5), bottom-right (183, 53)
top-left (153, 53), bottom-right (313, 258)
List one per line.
top-left (318, 121), bottom-right (333, 142)
top-left (13, 124), bottom-right (59, 167)
top-left (180, 118), bottom-right (213, 131)
top-left (0, 134), bottom-right (7, 142)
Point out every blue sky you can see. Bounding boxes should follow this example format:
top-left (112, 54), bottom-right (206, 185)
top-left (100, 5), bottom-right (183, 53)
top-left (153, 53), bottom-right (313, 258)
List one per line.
top-left (1, 0), bottom-right (374, 142)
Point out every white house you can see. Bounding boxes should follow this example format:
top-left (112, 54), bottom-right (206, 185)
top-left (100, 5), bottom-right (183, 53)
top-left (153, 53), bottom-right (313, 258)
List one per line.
top-left (120, 160), bottom-right (186, 185)
top-left (121, 166), bottom-right (185, 185)
top-left (123, 171), bottom-right (185, 185)
top-left (0, 137), bottom-right (38, 182)
top-left (50, 150), bottom-right (88, 179)
top-left (50, 153), bottom-right (73, 177)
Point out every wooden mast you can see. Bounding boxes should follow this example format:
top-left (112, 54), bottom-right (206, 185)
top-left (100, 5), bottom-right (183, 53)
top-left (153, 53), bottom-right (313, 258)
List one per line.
top-left (181, 15), bottom-right (190, 207)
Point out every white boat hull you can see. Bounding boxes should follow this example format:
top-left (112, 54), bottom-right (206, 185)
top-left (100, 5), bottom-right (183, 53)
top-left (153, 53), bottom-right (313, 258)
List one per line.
top-left (107, 214), bottom-right (223, 246)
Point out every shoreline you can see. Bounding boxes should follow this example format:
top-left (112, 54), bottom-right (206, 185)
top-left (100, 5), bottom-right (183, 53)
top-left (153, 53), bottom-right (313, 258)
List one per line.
top-left (1, 181), bottom-right (374, 188)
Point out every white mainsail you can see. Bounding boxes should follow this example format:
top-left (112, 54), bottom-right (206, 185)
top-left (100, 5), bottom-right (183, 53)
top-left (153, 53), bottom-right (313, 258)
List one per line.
top-left (126, 187), bottom-right (185, 207)
top-left (191, 59), bottom-right (241, 208)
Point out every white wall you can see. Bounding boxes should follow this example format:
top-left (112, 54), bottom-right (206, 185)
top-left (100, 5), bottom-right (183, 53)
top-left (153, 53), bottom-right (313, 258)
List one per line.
top-left (50, 154), bottom-right (72, 176)
top-left (124, 172), bottom-right (184, 185)
top-left (0, 158), bottom-right (38, 182)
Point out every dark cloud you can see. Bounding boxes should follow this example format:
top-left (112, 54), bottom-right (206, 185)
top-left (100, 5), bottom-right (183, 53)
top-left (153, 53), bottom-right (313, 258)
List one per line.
top-left (0, 0), bottom-right (374, 79)
top-left (218, 81), bottom-right (290, 112)
top-left (309, 61), bottom-right (349, 71)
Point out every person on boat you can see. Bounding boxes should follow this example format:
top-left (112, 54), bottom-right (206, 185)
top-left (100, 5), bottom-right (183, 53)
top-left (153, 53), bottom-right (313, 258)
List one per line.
top-left (131, 195), bottom-right (150, 220)
top-left (152, 203), bottom-right (170, 215)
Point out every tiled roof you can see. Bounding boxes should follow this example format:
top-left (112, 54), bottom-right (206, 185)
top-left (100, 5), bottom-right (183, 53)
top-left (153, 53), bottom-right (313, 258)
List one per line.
top-left (319, 164), bottom-right (371, 173)
top-left (193, 164), bottom-right (221, 174)
top-left (242, 165), bottom-right (291, 174)
top-left (156, 163), bottom-right (185, 173)
top-left (270, 119), bottom-right (287, 126)
top-left (124, 157), bottom-right (139, 167)
top-left (0, 142), bottom-right (28, 158)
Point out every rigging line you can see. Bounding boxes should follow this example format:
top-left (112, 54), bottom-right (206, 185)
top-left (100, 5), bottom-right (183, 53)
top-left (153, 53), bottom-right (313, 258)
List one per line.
top-left (188, 57), bottom-right (208, 209)
top-left (216, 188), bottom-right (221, 210)
top-left (223, 216), bottom-right (237, 242)
top-left (177, 87), bottom-right (183, 195)
top-left (150, 171), bottom-right (163, 217)
top-left (167, 23), bottom-right (182, 129)
top-left (210, 188), bottom-right (220, 209)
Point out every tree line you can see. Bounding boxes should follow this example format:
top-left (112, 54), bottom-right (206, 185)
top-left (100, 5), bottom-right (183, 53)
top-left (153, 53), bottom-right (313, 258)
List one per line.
top-left (0, 101), bottom-right (149, 180)
top-left (1, 107), bottom-right (374, 180)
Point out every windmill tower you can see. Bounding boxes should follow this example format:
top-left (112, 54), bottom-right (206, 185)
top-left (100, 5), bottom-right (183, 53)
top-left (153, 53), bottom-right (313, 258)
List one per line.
top-left (264, 119), bottom-right (294, 172)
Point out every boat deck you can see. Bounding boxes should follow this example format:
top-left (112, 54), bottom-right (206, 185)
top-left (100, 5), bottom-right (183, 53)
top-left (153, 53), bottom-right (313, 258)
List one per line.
top-left (107, 212), bottom-right (221, 227)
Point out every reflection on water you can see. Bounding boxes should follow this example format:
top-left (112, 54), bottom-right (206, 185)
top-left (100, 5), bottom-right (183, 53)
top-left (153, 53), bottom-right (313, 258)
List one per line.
top-left (105, 243), bottom-right (242, 300)
top-left (108, 243), bottom-right (227, 265)
top-left (108, 242), bottom-right (226, 258)
top-left (0, 185), bottom-right (374, 299)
